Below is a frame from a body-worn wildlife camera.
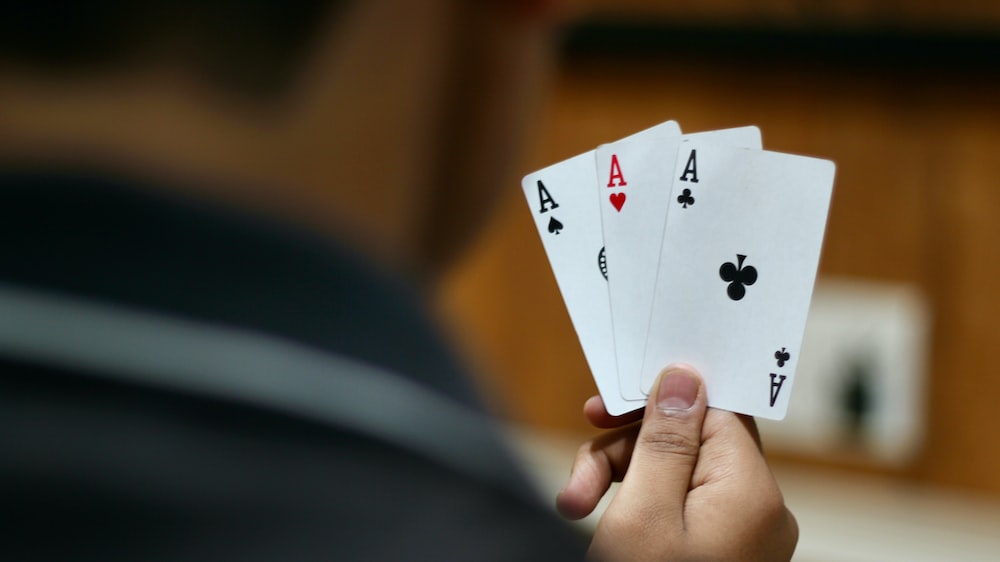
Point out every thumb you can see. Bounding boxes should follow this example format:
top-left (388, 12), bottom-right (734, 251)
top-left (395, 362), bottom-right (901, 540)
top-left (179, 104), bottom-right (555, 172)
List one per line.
top-left (617, 364), bottom-right (707, 519)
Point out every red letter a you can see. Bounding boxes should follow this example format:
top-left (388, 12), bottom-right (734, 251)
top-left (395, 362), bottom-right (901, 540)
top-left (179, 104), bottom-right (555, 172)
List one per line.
top-left (606, 154), bottom-right (627, 188)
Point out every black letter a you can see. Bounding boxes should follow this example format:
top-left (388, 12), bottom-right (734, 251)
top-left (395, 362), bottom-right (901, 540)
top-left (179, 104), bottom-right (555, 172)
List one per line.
top-left (537, 180), bottom-right (559, 213)
top-left (769, 374), bottom-right (787, 407)
top-left (679, 149), bottom-right (699, 183)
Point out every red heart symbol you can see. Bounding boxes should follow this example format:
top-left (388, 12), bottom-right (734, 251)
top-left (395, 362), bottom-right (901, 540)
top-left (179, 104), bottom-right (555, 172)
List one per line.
top-left (610, 192), bottom-right (626, 212)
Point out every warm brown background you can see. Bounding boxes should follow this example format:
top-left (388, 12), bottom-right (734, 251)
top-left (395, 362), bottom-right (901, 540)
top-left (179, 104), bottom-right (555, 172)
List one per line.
top-left (6, 0), bottom-right (995, 504)
top-left (437, 1), bottom-right (1000, 498)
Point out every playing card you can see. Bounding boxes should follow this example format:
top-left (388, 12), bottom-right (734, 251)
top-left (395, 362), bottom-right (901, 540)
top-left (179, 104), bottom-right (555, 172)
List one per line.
top-left (640, 142), bottom-right (835, 419)
top-left (521, 121), bottom-right (680, 415)
top-left (597, 126), bottom-right (761, 400)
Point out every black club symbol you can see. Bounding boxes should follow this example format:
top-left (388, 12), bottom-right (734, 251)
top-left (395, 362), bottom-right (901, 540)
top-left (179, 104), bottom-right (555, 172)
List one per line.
top-left (719, 254), bottom-right (758, 301)
top-left (677, 188), bottom-right (695, 208)
top-left (774, 347), bottom-right (790, 368)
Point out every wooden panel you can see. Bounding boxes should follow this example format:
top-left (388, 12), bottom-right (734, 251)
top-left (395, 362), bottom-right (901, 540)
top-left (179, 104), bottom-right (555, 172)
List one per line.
top-left (437, 51), bottom-right (1000, 496)
top-left (584, 0), bottom-right (1000, 30)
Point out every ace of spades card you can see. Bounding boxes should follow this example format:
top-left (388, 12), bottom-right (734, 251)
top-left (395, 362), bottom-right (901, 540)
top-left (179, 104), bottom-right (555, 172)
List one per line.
top-left (640, 141), bottom-right (835, 420)
top-left (520, 121), bottom-right (681, 416)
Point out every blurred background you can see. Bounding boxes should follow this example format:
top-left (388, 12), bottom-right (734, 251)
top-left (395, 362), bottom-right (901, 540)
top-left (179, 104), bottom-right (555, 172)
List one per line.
top-left (5, 0), bottom-right (1000, 559)
top-left (435, 1), bottom-right (1000, 560)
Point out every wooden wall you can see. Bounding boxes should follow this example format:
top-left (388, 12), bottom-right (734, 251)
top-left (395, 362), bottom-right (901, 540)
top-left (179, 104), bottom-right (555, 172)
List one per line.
top-left (585, 0), bottom-right (1000, 29)
top-left (437, 20), bottom-right (1000, 496)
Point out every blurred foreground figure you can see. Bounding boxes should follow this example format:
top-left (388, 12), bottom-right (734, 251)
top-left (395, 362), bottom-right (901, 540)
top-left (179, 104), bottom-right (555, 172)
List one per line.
top-left (0, 0), bottom-right (796, 560)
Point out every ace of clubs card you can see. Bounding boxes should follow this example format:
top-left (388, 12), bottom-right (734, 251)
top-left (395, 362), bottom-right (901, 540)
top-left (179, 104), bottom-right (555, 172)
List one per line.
top-left (641, 141), bottom-right (835, 419)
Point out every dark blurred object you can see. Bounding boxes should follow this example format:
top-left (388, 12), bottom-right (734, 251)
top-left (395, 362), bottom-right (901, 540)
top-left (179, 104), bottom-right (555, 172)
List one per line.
top-left (0, 0), bottom-right (591, 558)
top-left (0, 171), bottom-right (587, 560)
top-left (563, 21), bottom-right (1000, 72)
top-left (0, 0), bottom-right (341, 96)
top-left (841, 354), bottom-right (876, 443)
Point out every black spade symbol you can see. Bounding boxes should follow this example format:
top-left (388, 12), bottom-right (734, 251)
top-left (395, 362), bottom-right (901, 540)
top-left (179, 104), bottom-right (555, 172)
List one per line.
top-left (547, 216), bottom-right (563, 235)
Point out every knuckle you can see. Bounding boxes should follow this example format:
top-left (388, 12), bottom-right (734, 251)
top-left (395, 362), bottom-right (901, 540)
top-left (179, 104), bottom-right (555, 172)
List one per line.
top-left (748, 493), bottom-right (798, 560)
top-left (784, 507), bottom-right (800, 548)
top-left (575, 440), bottom-right (595, 459)
top-left (755, 484), bottom-right (792, 524)
top-left (638, 427), bottom-right (700, 460)
top-left (573, 441), bottom-right (600, 471)
top-left (571, 440), bottom-right (612, 483)
top-left (764, 503), bottom-right (799, 553)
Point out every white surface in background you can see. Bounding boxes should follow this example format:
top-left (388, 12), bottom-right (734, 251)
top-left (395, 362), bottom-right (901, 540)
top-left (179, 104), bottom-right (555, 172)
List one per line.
top-left (506, 427), bottom-right (1000, 562)
top-left (758, 278), bottom-right (930, 466)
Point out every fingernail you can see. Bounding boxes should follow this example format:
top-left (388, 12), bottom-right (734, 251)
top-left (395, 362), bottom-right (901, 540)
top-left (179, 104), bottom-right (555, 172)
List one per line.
top-left (657, 368), bottom-right (698, 411)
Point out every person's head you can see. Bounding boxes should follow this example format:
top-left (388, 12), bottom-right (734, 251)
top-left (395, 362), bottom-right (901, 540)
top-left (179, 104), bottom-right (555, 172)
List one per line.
top-left (0, 0), bottom-right (572, 280)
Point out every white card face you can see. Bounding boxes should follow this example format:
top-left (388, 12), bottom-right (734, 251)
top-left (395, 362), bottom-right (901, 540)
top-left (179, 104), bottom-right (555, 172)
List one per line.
top-left (521, 120), bottom-right (680, 415)
top-left (596, 126), bottom-right (762, 400)
top-left (640, 142), bottom-right (835, 419)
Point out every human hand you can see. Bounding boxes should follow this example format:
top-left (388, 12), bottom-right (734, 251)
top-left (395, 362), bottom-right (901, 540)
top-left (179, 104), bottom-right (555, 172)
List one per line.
top-left (556, 364), bottom-right (798, 561)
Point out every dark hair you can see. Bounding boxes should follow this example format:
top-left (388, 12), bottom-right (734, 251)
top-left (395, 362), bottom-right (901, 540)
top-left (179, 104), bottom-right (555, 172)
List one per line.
top-left (0, 0), bottom-right (341, 96)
